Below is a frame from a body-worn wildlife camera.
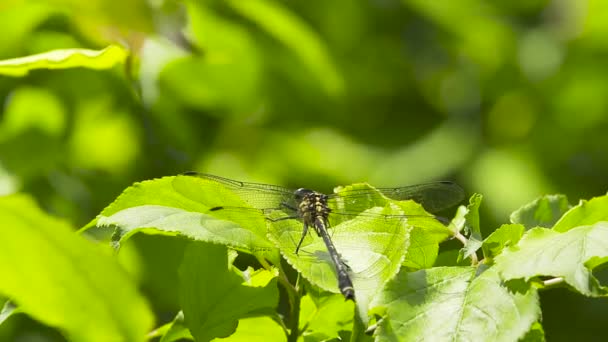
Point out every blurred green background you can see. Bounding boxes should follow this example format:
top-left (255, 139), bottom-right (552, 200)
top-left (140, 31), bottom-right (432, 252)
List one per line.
top-left (1, 0), bottom-right (607, 340)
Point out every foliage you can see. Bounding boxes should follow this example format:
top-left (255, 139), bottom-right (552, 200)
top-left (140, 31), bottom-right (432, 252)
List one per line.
top-left (1, 0), bottom-right (608, 341)
top-left (4, 172), bottom-right (606, 341)
top-left (0, 194), bottom-right (152, 341)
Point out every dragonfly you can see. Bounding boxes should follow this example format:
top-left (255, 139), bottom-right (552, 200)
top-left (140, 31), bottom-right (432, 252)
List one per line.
top-left (172, 172), bottom-right (465, 301)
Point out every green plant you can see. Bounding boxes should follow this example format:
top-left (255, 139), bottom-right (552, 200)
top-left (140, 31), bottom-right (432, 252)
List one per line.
top-left (1, 0), bottom-right (608, 339)
top-left (4, 173), bottom-right (602, 341)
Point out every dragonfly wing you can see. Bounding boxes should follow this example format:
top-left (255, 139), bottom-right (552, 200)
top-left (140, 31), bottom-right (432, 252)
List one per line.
top-left (378, 181), bottom-right (465, 212)
top-left (331, 181), bottom-right (464, 213)
top-left (174, 172), bottom-right (298, 211)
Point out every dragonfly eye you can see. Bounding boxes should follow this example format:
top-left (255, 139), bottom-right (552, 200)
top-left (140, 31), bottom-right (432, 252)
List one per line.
top-left (294, 188), bottom-right (313, 201)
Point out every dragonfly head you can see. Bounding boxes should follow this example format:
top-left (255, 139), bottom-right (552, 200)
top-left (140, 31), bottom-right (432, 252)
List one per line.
top-left (294, 188), bottom-right (314, 202)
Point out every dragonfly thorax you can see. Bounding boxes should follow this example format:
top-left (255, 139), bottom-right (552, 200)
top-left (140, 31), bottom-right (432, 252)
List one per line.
top-left (294, 189), bottom-right (331, 224)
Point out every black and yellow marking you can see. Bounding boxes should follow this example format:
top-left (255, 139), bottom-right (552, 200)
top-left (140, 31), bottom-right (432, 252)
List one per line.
top-left (293, 188), bottom-right (355, 300)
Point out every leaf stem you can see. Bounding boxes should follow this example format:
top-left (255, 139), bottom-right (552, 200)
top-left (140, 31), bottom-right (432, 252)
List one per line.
top-left (543, 277), bottom-right (564, 287)
top-left (454, 231), bottom-right (468, 245)
top-left (258, 256), bottom-right (298, 296)
top-left (287, 286), bottom-right (301, 342)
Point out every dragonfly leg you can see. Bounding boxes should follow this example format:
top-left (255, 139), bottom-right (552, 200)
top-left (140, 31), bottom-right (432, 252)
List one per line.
top-left (295, 223), bottom-right (309, 255)
top-left (280, 202), bottom-right (298, 211)
top-left (267, 215), bottom-right (298, 222)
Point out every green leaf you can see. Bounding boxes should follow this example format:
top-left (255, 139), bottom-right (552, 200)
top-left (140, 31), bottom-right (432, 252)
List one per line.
top-left (481, 224), bottom-right (525, 261)
top-left (92, 176), bottom-right (189, 218)
top-left (450, 205), bottom-right (468, 232)
top-left (98, 177), bottom-right (445, 322)
top-left (464, 194), bottom-right (482, 236)
top-left (383, 184), bottom-right (459, 271)
top-left (226, 0), bottom-right (344, 95)
top-left (0, 45), bottom-right (128, 76)
top-left (101, 204), bottom-right (273, 252)
top-left (299, 294), bottom-right (354, 341)
top-left (370, 267), bottom-right (539, 342)
top-left (494, 223), bottom-right (608, 296)
top-left (400, 199), bottom-right (456, 270)
top-left (178, 242), bottom-right (280, 342)
top-left (160, 290), bottom-right (279, 342)
top-left (401, 224), bottom-right (451, 270)
top-left (510, 194), bottom-right (570, 229)
top-left (462, 194), bottom-right (483, 260)
top-left (0, 194), bottom-right (153, 342)
top-left (0, 2), bottom-right (59, 57)
top-left (217, 316), bottom-right (286, 342)
top-left (96, 176), bottom-right (275, 253)
top-left (552, 194), bottom-right (608, 232)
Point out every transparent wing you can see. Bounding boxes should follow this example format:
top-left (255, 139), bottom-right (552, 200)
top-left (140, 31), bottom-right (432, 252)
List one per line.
top-left (174, 171), bottom-right (298, 210)
top-left (328, 181), bottom-right (464, 214)
top-left (173, 173), bottom-right (460, 257)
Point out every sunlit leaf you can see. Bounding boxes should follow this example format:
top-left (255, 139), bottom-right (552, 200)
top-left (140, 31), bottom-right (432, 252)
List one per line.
top-left (460, 194), bottom-right (483, 260)
top-left (398, 195), bottom-right (455, 270)
top-left (0, 2), bottom-right (58, 58)
top-left (217, 316), bottom-right (286, 342)
top-left (402, 224), bottom-right (450, 270)
top-left (0, 45), bottom-right (128, 76)
top-left (0, 194), bottom-right (153, 342)
top-left (98, 176), bottom-right (431, 323)
top-left (96, 176), bottom-right (274, 253)
top-left (298, 294), bottom-right (353, 341)
top-left (510, 194), bottom-right (570, 229)
top-left (552, 194), bottom-right (608, 232)
top-left (494, 223), bottom-right (608, 296)
top-left (481, 224), bottom-right (524, 261)
top-left (370, 267), bottom-right (539, 341)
